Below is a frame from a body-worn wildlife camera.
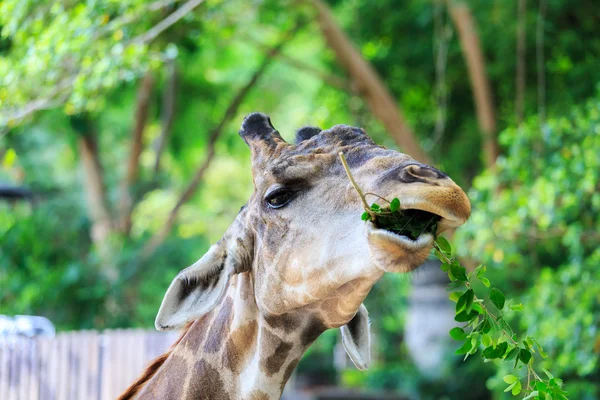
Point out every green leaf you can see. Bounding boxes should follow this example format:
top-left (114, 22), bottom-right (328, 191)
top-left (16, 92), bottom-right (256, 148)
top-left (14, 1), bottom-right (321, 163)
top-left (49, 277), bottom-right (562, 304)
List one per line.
top-left (370, 203), bottom-right (381, 211)
top-left (361, 212), bottom-right (370, 221)
top-left (511, 381), bottom-right (522, 396)
top-left (489, 288), bottom-right (506, 310)
top-left (456, 290), bottom-right (469, 313)
top-left (474, 265), bottom-right (487, 277)
top-left (479, 276), bottom-right (491, 287)
top-left (449, 327), bottom-right (467, 341)
top-left (455, 310), bottom-right (479, 322)
top-left (481, 318), bottom-right (492, 333)
top-left (535, 381), bottom-right (548, 392)
top-left (465, 289), bottom-right (475, 313)
top-left (536, 340), bottom-right (549, 359)
top-left (483, 341), bottom-right (508, 359)
top-left (389, 198), bottom-right (400, 212)
top-left (455, 339), bottom-right (473, 355)
top-left (440, 262), bottom-right (450, 272)
top-left (504, 347), bottom-right (520, 360)
top-left (518, 348), bottom-right (532, 364)
top-left (523, 391), bottom-right (539, 400)
top-left (542, 368), bottom-right (554, 380)
top-left (481, 334), bottom-right (493, 347)
top-left (468, 335), bottom-right (480, 355)
top-left (509, 303), bottom-right (524, 311)
top-left (446, 281), bottom-right (464, 291)
top-left (448, 291), bottom-right (461, 303)
top-left (436, 236), bottom-right (452, 253)
top-left (472, 303), bottom-right (484, 315)
top-left (450, 264), bottom-right (468, 282)
top-left (504, 382), bottom-right (517, 393)
top-left (549, 377), bottom-right (564, 387)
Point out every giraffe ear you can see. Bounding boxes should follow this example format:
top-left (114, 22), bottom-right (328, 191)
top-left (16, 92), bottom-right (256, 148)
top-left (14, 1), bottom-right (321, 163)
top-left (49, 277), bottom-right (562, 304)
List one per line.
top-left (340, 304), bottom-right (371, 370)
top-left (155, 217), bottom-right (254, 331)
top-left (154, 244), bottom-right (231, 331)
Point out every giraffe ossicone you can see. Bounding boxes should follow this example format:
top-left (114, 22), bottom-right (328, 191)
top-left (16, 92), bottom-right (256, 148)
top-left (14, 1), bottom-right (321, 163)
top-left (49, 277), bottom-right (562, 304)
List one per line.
top-left (121, 112), bottom-right (471, 400)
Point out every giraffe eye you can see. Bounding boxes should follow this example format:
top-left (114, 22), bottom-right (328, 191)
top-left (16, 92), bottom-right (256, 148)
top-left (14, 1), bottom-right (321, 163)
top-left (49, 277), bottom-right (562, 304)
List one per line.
top-left (265, 188), bottom-right (294, 209)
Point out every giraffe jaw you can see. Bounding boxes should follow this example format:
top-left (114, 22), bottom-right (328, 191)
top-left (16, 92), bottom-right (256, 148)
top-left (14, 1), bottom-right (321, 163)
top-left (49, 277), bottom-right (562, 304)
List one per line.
top-left (365, 221), bottom-right (435, 273)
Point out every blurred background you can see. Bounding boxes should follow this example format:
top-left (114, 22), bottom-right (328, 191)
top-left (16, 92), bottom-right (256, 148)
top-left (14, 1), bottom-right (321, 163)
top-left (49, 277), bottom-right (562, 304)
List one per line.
top-left (0, 0), bottom-right (599, 399)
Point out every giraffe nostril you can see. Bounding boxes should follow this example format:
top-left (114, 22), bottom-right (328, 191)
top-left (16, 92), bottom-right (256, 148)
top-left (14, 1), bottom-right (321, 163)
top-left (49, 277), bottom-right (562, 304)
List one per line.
top-left (401, 164), bottom-right (444, 183)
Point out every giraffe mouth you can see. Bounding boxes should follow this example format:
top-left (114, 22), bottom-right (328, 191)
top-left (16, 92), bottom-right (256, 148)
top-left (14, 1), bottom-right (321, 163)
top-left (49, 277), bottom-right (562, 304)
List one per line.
top-left (375, 208), bottom-right (441, 241)
top-left (365, 208), bottom-right (448, 273)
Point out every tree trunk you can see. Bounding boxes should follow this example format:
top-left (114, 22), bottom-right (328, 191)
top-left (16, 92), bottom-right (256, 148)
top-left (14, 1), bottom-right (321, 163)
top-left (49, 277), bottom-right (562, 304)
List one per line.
top-left (119, 72), bottom-right (154, 235)
top-left (311, 0), bottom-right (431, 165)
top-left (516, 0), bottom-right (527, 126)
top-left (448, 1), bottom-right (499, 167)
top-left (78, 130), bottom-right (117, 279)
top-left (153, 61), bottom-right (177, 176)
top-left (141, 22), bottom-right (302, 259)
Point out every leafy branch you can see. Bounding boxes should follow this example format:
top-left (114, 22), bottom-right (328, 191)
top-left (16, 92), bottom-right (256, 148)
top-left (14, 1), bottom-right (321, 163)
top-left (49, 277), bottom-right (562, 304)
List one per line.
top-left (339, 152), bottom-right (567, 400)
top-left (432, 238), bottom-right (566, 399)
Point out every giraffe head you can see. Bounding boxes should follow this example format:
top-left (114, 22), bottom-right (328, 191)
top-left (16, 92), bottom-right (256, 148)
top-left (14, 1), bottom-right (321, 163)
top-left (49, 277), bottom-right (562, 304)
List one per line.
top-left (155, 113), bottom-right (470, 370)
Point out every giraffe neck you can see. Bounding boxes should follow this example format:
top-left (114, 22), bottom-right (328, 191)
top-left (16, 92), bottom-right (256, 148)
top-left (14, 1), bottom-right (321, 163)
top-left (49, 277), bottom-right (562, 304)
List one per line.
top-left (134, 272), bottom-right (325, 400)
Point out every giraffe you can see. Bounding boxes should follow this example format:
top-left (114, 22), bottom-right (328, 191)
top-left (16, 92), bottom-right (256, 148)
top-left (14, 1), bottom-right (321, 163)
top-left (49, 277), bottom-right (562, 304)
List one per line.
top-left (120, 112), bottom-right (471, 400)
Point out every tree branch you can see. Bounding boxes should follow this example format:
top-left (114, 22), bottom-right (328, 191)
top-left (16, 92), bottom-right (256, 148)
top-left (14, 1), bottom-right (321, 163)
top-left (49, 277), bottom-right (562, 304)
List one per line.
top-left (119, 72), bottom-right (155, 235)
top-left (311, 0), bottom-right (431, 164)
top-left (429, 0), bottom-right (453, 151)
top-left (75, 118), bottom-right (117, 280)
top-left (133, 0), bottom-right (205, 44)
top-left (516, 0), bottom-right (527, 126)
top-left (536, 0), bottom-right (547, 125)
top-left (153, 60), bottom-right (178, 176)
top-left (141, 23), bottom-right (301, 259)
top-left (243, 34), bottom-right (351, 92)
top-left (1, 78), bottom-right (74, 126)
top-left (448, 1), bottom-right (499, 167)
top-left (0, 0), bottom-right (188, 127)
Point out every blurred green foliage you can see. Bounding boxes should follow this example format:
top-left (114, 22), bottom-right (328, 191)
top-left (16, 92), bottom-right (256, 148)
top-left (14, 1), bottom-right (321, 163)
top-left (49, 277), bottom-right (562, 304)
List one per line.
top-left (1, 0), bottom-right (599, 398)
top-left (457, 95), bottom-right (600, 398)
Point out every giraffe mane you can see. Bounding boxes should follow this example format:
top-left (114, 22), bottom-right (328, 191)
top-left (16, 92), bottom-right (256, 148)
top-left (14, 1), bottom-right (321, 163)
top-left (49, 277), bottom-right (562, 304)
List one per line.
top-left (117, 322), bottom-right (194, 400)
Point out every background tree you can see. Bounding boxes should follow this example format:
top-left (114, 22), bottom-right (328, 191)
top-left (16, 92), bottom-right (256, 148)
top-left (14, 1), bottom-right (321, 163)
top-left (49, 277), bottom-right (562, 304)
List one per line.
top-left (1, 0), bottom-right (599, 398)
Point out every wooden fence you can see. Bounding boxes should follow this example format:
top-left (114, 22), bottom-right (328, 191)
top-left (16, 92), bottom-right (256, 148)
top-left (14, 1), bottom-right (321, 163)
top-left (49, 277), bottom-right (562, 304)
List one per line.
top-left (0, 329), bottom-right (179, 400)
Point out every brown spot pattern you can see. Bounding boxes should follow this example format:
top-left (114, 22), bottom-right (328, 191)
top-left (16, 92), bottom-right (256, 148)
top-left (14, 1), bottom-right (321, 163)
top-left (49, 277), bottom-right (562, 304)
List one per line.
top-left (189, 359), bottom-right (229, 400)
top-left (263, 313), bottom-right (301, 333)
top-left (204, 297), bottom-right (233, 353)
top-left (183, 313), bottom-right (212, 353)
top-left (300, 319), bottom-right (327, 346)
top-left (247, 390), bottom-right (270, 400)
top-left (260, 328), bottom-right (293, 376)
top-left (118, 322), bottom-right (194, 400)
top-left (222, 320), bottom-right (258, 373)
top-left (240, 272), bottom-right (254, 300)
top-left (138, 355), bottom-right (186, 400)
top-left (280, 357), bottom-right (300, 392)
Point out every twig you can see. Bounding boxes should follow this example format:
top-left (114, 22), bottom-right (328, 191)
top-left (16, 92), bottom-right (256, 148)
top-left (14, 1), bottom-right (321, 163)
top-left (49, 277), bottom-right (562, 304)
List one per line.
top-left (339, 152), bottom-right (372, 214)
top-left (141, 21), bottom-right (304, 259)
top-left (133, 0), bottom-right (205, 44)
top-left (0, 0), bottom-right (184, 127)
top-left (153, 60), bottom-right (178, 176)
top-left (429, 0), bottom-right (453, 151)
top-left (516, 0), bottom-right (527, 126)
top-left (312, 0), bottom-right (431, 164)
top-left (536, 0), bottom-right (547, 125)
top-left (99, 0), bottom-right (176, 37)
top-left (0, 78), bottom-right (74, 126)
top-left (447, 1), bottom-right (498, 167)
top-left (119, 71), bottom-right (155, 235)
top-left (243, 34), bottom-right (351, 92)
top-left (434, 242), bottom-right (545, 387)
top-left (364, 192), bottom-right (391, 204)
